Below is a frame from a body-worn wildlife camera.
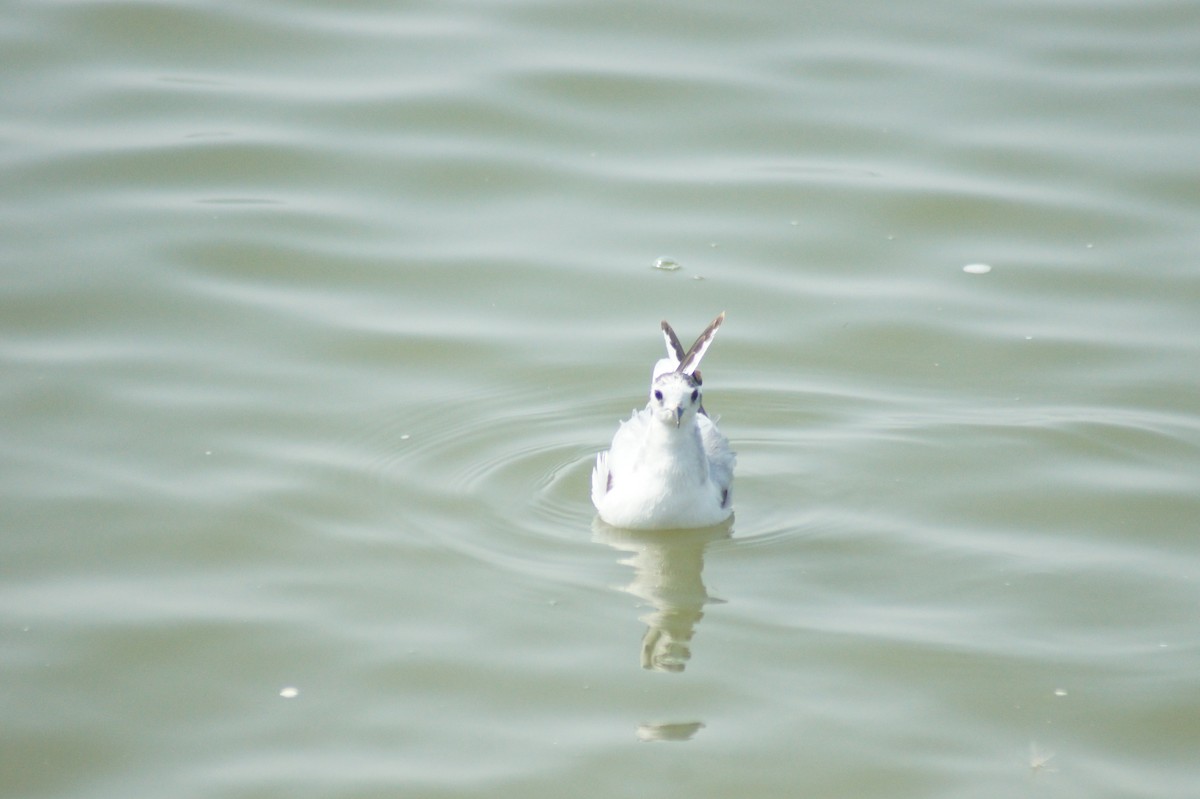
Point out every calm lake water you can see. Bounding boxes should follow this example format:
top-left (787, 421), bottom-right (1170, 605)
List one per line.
top-left (4, 1), bottom-right (1199, 797)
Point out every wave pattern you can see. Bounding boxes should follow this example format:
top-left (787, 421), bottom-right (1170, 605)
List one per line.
top-left (3, 0), bottom-right (1200, 796)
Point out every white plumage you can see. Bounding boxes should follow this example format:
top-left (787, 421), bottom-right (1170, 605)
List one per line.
top-left (592, 312), bottom-right (736, 529)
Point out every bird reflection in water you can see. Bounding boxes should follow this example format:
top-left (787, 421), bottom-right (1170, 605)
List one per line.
top-left (593, 519), bottom-right (731, 673)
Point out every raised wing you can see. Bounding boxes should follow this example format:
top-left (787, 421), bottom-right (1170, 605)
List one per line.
top-left (677, 312), bottom-right (725, 376)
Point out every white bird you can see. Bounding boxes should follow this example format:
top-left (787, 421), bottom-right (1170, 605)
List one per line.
top-left (592, 312), bottom-right (736, 529)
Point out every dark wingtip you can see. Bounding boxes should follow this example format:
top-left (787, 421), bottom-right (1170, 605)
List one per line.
top-left (661, 320), bottom-right (685, 361)
top-left (676, 312), bottom-right (726, 374)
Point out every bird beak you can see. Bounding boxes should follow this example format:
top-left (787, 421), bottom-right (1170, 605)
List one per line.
top-left (674, 407), bottom-right (684, 427)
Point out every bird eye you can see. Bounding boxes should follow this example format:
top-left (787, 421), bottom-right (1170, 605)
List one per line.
top-left (690, 389), bottom-right (699, 402)
top-left (653, 390), bottom-right (663, 401)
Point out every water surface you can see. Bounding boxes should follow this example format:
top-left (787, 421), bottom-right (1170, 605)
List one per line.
top-left (4, 1), bottom-right (1200, 797)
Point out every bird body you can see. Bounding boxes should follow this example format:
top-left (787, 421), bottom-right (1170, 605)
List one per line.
top-left (592, 313), bottom-right (735, 530)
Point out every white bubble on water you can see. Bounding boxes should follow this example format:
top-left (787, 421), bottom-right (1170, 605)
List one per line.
top-left (962, 263), bottom-right (992, 274)
top-left (1029, 742), bottom-right (1057, 773)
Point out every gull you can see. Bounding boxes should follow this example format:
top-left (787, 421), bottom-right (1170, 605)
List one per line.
top-left (592, 312), bottom-right (735, 529)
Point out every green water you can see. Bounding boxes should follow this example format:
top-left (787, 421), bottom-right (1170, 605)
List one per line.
top-left (4, 1), bottom-right (1199, 797)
